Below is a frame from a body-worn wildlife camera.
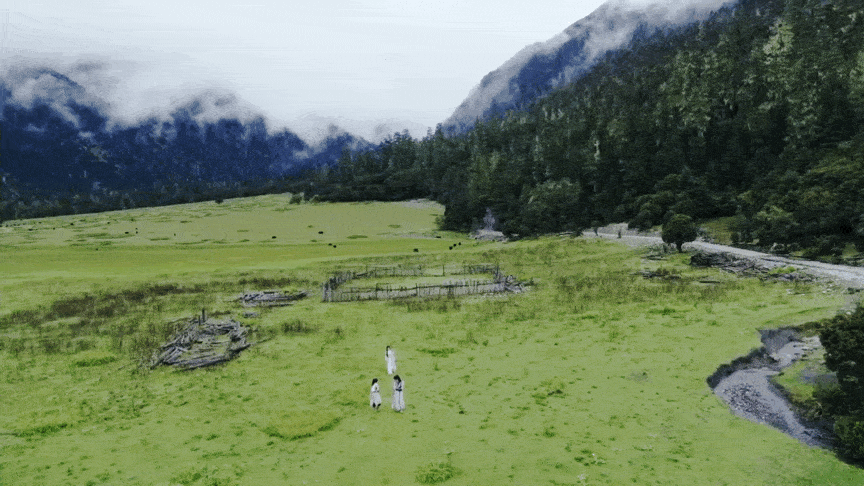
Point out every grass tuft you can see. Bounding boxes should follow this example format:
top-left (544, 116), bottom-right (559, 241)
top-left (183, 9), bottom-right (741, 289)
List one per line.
top-left (262, 411), bottom-right (341, 441)
top-left (415, 461), bottom-right (458, 484)
top-left (72, 350), bottom-right (118, 367)
top-left (281, 319), bottom-right (315, 334)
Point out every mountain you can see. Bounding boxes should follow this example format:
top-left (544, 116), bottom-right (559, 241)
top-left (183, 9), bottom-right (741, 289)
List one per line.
top-left (442, 0), bottom-right (736, 133)
top-left (0, 67), bottom-right (376, 218)
top-left (289, 114), bottom-right (430, 145)
top-left (309, 0), bottom-right (864, 257)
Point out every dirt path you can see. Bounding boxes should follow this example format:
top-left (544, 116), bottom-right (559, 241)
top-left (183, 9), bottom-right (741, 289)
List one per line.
top-left (583, 225), bottom-right (863, 448)
top-left (583, 225), bottom-right (864, 290)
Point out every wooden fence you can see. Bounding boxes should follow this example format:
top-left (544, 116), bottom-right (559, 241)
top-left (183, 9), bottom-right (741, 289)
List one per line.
top-left (326, 263), bottom-right (499, 280)
top-left (325, 279), bottom-right (522, 302)
top-left (321, 263), bottom-right (511, 302)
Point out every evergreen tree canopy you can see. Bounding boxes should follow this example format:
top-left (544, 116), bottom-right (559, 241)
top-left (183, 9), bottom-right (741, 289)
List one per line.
top-left (662, 214), bottom-right (699, 252)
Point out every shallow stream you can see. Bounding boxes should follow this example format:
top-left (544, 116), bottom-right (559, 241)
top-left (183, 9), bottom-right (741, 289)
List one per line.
top-left (707, 329), bottom-right (834, 448)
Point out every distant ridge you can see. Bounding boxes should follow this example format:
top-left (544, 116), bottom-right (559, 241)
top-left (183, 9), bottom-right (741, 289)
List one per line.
top-left (442, 0), bottom-right (736, 133)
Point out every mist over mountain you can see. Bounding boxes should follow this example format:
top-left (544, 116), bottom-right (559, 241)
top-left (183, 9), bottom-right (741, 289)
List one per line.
top-left (307, 0), bottom-right (864, 260)
top-left (290, 114), bottom-right (430, 146)
top-left (0, 61), bottom-right (378, 206)
top-left (442, 0), bottom-right (735, 132)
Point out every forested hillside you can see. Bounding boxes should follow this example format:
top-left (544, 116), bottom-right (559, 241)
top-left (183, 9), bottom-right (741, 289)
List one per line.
top-left (312, 0), bottom-right (864, 257)
top-left (442, 0), bottom-right (734, 133)
top-left (0, 80), bottom-right (370, 220)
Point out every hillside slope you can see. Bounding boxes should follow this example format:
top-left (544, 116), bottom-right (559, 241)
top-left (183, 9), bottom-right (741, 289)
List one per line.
top-left (442, 0), bottom-right (735, 132)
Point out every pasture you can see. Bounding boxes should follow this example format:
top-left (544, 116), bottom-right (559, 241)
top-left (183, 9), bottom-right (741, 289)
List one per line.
top-left (1, 195), bottom-right (862, 485)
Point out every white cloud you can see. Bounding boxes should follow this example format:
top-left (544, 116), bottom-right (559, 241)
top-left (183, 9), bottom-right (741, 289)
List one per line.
top-left (2, 0), bottom-right (612, 130)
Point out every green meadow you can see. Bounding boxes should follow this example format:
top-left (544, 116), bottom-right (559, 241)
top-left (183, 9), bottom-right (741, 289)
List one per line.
top-left (1, 195), bottom-right (862, 485)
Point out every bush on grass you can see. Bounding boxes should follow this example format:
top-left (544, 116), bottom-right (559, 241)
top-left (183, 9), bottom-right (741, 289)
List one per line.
top-left (415, 461), bottom-right (458, 484)
top-left (835, 416), bottom-right (864, 460)
top-left (73, 350), bottom-right (118, 367)
top-left (281, 319), bottom-right (315, 334)
top-left (263, 411), bottom-right (341, 441)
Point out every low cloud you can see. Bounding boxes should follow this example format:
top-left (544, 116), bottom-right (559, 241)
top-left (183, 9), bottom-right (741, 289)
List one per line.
top-left (444, 0), bottom-right (735, 131)
top-left (1, 55), bottom-right (428, 145)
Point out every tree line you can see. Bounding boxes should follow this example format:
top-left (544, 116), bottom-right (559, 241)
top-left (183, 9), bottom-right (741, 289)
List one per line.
top-left (305, 0), bottom-right (864, 257)
top-left (4, 0), bottom-right (863, 260)
top-left (0, 97), bottom-right (363, 222)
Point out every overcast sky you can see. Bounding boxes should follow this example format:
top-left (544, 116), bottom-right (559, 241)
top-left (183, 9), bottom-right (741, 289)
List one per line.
top-left (2, 0), bottom-right (608, 136)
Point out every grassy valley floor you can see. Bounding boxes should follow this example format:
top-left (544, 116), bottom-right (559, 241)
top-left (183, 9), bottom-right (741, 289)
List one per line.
top-left (0, 196), bottom-right (861, 485)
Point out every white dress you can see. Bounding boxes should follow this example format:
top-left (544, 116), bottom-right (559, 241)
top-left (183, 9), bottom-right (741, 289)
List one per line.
top-left (386, 348), bottom-right (397, 375)
top-left (370, 382), bottom-right (381, 408)
top-left (392, 379), bottom-right (405, 412)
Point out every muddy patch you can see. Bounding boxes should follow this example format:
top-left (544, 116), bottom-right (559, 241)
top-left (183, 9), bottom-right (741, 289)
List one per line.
top-left (707, 328), bottom-right (833, 448)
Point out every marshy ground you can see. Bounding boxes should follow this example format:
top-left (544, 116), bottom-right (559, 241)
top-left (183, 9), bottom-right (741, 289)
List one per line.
top-left (1, 197), bottom-right (863, 485)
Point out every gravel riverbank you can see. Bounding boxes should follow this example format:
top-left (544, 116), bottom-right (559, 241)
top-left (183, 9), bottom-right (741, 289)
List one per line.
top-left (707, 331), bottom-right (833, 448)
top-left (583, 226), bottom-right (860, 448)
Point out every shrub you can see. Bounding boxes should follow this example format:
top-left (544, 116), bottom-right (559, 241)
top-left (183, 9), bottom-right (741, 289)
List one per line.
top-left (263, 411), bottom-right (341, 440)
top-left (2, 309), bottom-right (42, 329)
top-left (324, 326), bottom-right (345, 344)
top-left (818, 306), bottom-right (864, 458)
top-left (18, 421), bottom-right (69, 437)
top-left (73, 350), bottom-right (118, 367)
top-left (835, 416), bottom-right (864, 459)
top-left (3, 337), bottom-right (29, 356)
top-left (821, 305), bottom-right (864, 415)
top-left (397, 297), bottom-right (462, 313)
top-left (39, 335), bottom-right (64, 354)
top-left (662, 214), bottom-right (698, 252)
top-left (70, 336), bottom-right (97, 352)
top-left (171, 468), bottom-right (204, 485)
top-left (281, 319), bottom-right (314, 334)
top-left (415, 462), bottom-right (457, 484)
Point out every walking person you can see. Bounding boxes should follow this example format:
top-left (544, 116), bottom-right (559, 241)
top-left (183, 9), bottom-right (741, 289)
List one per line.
top-left (385, 345), bottom-right (397, 375)
top-left (369, 378), bottom-right (382, 410)
top-left (392, 375), bottom-right (405, 412)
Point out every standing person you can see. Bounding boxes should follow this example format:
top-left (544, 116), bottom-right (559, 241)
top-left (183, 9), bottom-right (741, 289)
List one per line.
top-left (369, 378), bottom-right (381, 410)
top-left (392, 375), bottom-right (405, 412)
top-left (385, 345), bottom-right (397, 375)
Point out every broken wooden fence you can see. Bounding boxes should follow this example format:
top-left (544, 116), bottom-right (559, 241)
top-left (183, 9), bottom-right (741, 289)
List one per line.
top-left (321, 263), bottom-right (514, 302)
top-left (150, 317), bottom-right (251, 370)
top-left (323, 277), bottom-right (524, 303)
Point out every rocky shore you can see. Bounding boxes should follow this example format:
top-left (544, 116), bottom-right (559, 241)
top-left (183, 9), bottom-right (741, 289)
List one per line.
top-left (707, 329), bottom-right (834, 448)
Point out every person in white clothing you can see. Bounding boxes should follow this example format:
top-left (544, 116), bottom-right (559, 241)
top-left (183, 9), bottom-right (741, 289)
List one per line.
top-left (392, 375), bottom-right (405, 412)
top-left (369, 378), bottom-right (381, 410)
top-left (385, 345), bottom-right (397, 375)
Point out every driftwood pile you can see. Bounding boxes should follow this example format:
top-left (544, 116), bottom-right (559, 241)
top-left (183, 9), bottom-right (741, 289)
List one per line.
top-left (690, 252), bottom-right (812, 282)
top-left (239, 290), bottom-right (308, 307)
top-left (690, 252), bottom-right (762, 273)
top-left (151, 317), bottom-right (251, 369)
